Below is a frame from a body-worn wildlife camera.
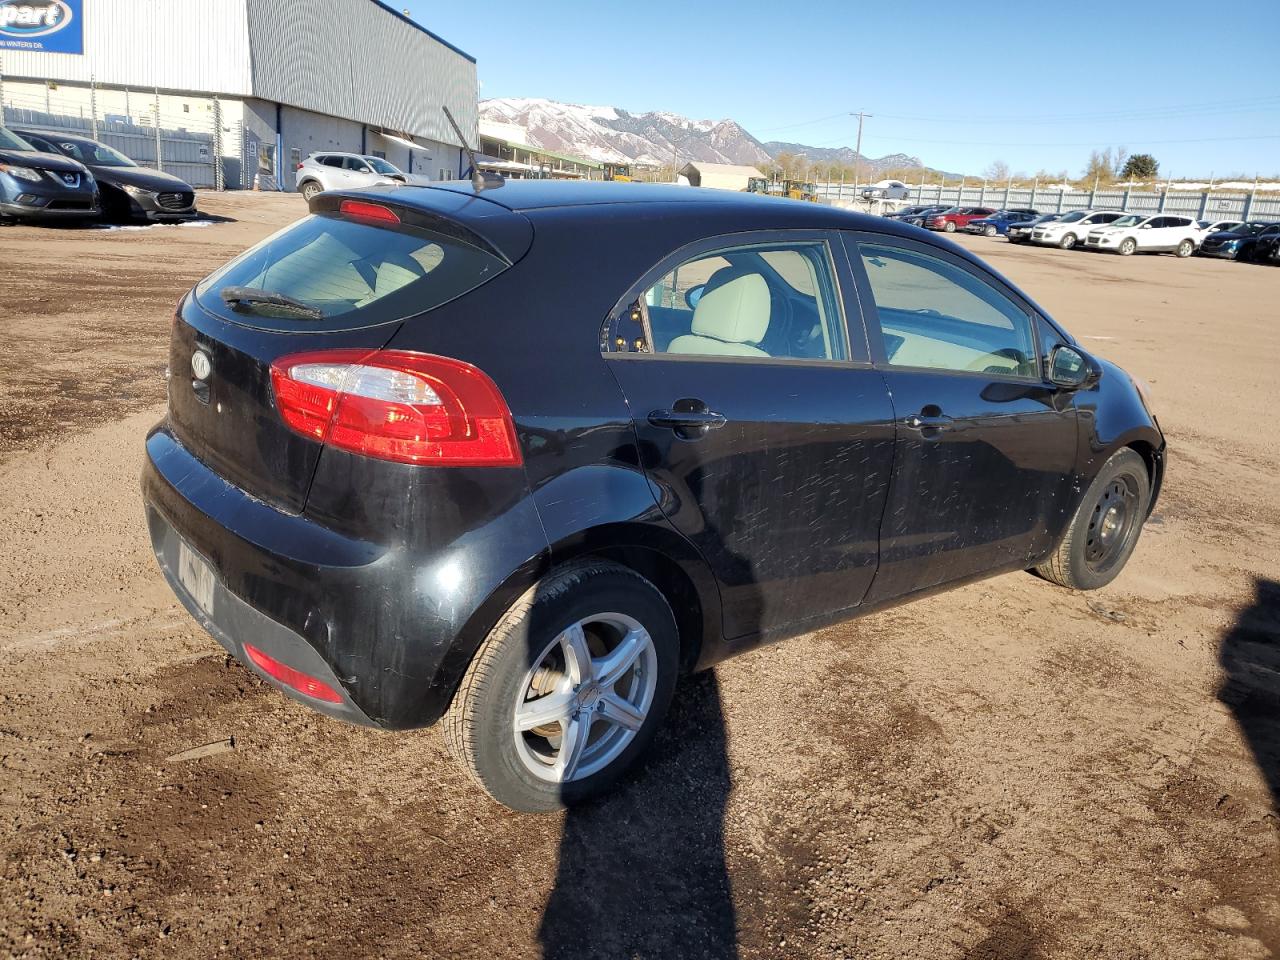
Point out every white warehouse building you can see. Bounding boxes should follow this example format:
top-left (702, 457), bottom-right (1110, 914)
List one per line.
top-left (0, 0), bottom-right (478, 189)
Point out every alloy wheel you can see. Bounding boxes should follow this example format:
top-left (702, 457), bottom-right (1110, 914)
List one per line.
top-left (513, 613), bottom-right (658, 784)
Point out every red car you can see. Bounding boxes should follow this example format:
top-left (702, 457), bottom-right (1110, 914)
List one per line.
top-left (926, 206), bottom-right (996, 232)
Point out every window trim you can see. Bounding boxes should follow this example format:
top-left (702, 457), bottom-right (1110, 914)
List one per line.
top-left (600, 229), bottom-right (870, 367)
top-left (842, 231), bottom-right (1047, 383)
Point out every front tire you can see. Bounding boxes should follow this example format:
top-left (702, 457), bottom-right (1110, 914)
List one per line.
top-left (944, 220), bottom-right (957, 233)
top-left (1037, 448), bottom-right (1151, 590)
top-left (443, 560), bottom-right (680, 812)
top-left (984, 225), bottom-right (998, 237)
top-left (1118, 237), bottom-right (1137, 256)
top-left (1176, 238), bottom-right (1195, 258)
top-left (1059, 233), bottom-right (1078, 250)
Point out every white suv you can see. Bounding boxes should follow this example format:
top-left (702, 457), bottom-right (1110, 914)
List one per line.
top-left (295, 152), bottom-right (408, 200)
top-left (1031, 209), bottom-right (1128, 249)
top-left (1085, 214), bottom-right (1203, 257)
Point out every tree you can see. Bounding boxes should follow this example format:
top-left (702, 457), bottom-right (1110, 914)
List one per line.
top-left (1082, 148), bottom-right (1120, 184)
top-left (983, 160), bottom-right (1011, 182)
top-left (1121, 154), bottom-right (1159, 180)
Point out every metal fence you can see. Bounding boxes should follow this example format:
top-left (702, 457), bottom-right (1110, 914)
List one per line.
top-left (0, 82), bottom-right (226, 189)
top-left (815, 181), bottom-right (1280, 221)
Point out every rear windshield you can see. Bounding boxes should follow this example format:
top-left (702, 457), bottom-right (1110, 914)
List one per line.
top-left (195, 212), bottom-right (508, 330)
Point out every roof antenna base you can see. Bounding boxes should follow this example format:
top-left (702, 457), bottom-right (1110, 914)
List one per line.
top-left (443, 105), bottom-right (504, 192)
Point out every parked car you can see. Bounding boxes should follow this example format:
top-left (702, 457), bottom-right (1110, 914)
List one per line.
top-left (882, 204), bottom-right (933, 220)
top-left (964, 210), bottom-right (1040, 237)
top-left (1196, 221), bottom-right (1278, 260)
top-left (1197, 219), bottom-right (1245, 234)
top-left (1084, 213), bottom-right (1203, 257)
top-left (1250, 226), bottom-right (1280, 265)
top-left (1006, 213), bottom-right (1062, 244)
top-left (295, 152), bottom-right (410, 201)
top-left (1031, 210), bottom-right (1128, 249)
top-left (860, 179), bottom-right (910, 200)
top-left (142, 181), bottom-right (1165, 811)
top-left (0, 125), bottom-right (99, 222)
top-left (925, 206), bottom-right (997, 232)
top-left (14, 128), bottom-right (197, 222)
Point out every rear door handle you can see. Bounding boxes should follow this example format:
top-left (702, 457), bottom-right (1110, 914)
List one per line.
top-left (648, 409), bottom-right (728, 431)
top-left (902, 413), bottom-right (954, 431)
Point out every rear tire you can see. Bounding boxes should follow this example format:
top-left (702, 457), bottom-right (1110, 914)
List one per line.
top-left (299, 180), bottom-right (323, 202)
top-left (1036, 448), bottom-right (1151, 591)
top-left (443, 559), bottom-right (680, 812)
top-left (1118, 237), bottom-right (1137, 256)
top-left (1059, 233), bottom-right (1078, 250)
top-left (1176, 238), bottom-right (1195, 258)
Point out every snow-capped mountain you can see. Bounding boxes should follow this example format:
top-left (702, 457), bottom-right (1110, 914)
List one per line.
top-left (479, 97), bottom-right (925, 173)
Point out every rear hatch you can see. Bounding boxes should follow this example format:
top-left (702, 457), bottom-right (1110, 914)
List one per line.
top-left (168, 189), bottom-right (533, 513)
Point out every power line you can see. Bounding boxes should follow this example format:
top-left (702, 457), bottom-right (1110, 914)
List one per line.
top-left (851, 133), bottom-right (1280, 148)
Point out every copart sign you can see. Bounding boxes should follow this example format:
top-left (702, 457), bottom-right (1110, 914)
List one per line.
top-left (0, 0), bottom-right (83, 54)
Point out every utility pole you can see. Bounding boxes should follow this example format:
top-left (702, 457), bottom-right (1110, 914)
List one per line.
top-left (851, 110), bottom-right (871, 193)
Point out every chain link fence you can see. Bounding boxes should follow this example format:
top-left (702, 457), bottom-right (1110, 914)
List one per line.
top-left (815, 180), bottom-right (1280, 221)
top-left (0, 78), bottom-right (230, 188)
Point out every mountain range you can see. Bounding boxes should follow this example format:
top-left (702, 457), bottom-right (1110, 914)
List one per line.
top-left (478, 98), bottom-right (926, 175)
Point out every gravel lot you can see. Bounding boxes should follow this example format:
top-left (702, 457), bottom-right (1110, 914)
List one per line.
top-left (1, 192), bottom-right (1278, 960)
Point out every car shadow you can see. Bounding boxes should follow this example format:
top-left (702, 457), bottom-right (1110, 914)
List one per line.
top-left (539, 670), bottom-right (737, 960)
top-left (1218, 578), bottom-right (1280, 807)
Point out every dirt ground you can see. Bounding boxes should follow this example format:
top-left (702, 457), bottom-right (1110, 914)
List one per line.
top-left (1, 192), bottom-right (1279, 960)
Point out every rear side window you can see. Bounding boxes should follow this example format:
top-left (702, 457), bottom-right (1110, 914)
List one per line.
top-left (859, 242), bottom-right (1037, 378)
top-left (195, 212), bottom-right (508, 330)
top-left (630, 241), bottom-right (846, 361)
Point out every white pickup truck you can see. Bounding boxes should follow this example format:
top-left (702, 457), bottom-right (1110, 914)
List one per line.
top-left (1084, 213), bottom-right (1203, 257)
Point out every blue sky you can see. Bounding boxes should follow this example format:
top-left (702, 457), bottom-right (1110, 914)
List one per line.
top-left (412, 1), bottom-right (1280, 179)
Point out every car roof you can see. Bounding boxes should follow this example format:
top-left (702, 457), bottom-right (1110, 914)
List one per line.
top-left (12, 127), bottom-right (99, 147)
top-left (402, 180), bottom-right (907, 229)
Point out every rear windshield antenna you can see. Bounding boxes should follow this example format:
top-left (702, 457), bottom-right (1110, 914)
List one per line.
top-left (443, 105), bottom-right (503, 192)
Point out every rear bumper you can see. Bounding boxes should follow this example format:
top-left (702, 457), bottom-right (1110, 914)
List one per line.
top-left (147, 506), bottom-right (377, 726)
top-left (141, 422), bottom-right (550, 729)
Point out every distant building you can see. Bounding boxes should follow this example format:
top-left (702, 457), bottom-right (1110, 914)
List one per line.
top-left (678, 162), bottom-right (765, 192)
top-left (0, 0), bottom-right (477, 189)
top-left (478, 119), bottom-right (602, 180)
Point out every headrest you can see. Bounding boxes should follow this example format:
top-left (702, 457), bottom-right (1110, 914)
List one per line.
top-left (690, 273), bottom-right (770, 345)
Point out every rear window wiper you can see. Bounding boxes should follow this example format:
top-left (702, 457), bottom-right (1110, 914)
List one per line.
top-left (220, 286), bottom-right (323, 320)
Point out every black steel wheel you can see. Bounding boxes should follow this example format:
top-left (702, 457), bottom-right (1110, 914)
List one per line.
top-left (1037, 448), bottom-right (1151, 590)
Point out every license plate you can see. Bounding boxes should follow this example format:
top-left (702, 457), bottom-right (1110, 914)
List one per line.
top-left (177, 540), bottom-right (216, 616)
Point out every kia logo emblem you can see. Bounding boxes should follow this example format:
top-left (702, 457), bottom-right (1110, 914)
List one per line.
top-left (191, 350), bottom-right (212, 381)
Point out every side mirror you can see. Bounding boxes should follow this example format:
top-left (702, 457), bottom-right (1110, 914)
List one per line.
top-left (1047, 344), bottom-right (1100, 390)
top-left (1140, 224), bottom-right (1153, 229)
top-left (685, 284), bottom-right (706, 309)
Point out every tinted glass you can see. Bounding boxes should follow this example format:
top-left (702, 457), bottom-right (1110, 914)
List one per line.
top-left (194, 212), bottom-right (507, 330)
top-left (860, 242), bottom-right (1037, 378)
top-left (342, 156), bottom-right (370, 172)
top-left (48, 138), bottom-right (135, 166)
top-left (0, 127), bottom-right (35, 151)
top-left (636, 242), bottom-right (846, 361)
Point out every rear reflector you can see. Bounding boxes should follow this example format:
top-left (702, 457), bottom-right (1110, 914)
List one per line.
top-left (243, 643), bottom-right (343, 703)
top-left (270, 349), bottom-right (522, 467)
top-left (339, 199), bottom-right (400, 225)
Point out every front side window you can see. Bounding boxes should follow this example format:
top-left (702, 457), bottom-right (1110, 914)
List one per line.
top-left (630, 241), bottom-right (846, 361)
top-left (859, 242), bottom-right (1037, 378)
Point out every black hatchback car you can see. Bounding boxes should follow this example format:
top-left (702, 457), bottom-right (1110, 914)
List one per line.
top-left (0, 126), bottom-right (99, 222)
top-left (142, 182), bottom-right (1165, 811)
top-left (15, 128), bottom-right (197, 222)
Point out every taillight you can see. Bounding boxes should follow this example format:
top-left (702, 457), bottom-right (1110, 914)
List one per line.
top-left (296, 162), bottom-right (304, 170)
top-left (243, 643), bottom-right (343, 703)
top-left (269, 349), bottom-right (522, 467)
